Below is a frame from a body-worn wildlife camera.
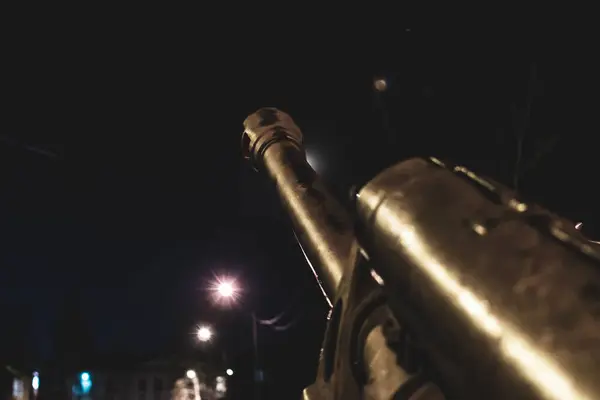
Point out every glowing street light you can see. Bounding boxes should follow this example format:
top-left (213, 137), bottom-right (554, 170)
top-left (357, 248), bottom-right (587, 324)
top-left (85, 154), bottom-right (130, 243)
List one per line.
top-left (197, 325), bottom-right (213, 342)
top-left (209, 276), bottom-right (240, 305)
top-left (208, 276), bottom-right (261, 396)
top-left (217, 281), bottom-right (235, 298)
top-left (32, 371), bottom-right (39, 395)
top-left (185, 370), bottom-right (201, 400)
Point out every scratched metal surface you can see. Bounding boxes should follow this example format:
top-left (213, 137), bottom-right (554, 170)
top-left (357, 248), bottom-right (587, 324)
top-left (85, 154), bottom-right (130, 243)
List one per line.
top-left (356, 157), bottom-right (600, 400)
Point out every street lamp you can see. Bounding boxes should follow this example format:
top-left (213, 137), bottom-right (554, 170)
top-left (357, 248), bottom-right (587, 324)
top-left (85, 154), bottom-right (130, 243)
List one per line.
top-left (209, 276), bottom-right (239, 306)
top-left (210, 277), bottom-right (261, 400)
top-left (185, 370), bottom-right (200, 400)
top-left (226, 368), bottom-right (233, 376)
top-left (197, 325), bottom-right (213, 342)
top-left (32, 371), bottom-right (39, 398)
top-left (217, 281), bottom-right (235, 298)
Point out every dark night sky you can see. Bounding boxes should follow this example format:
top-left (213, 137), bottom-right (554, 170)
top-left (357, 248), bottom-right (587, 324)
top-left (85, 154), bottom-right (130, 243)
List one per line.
top-left (2, 15), bottom-right (599, 395)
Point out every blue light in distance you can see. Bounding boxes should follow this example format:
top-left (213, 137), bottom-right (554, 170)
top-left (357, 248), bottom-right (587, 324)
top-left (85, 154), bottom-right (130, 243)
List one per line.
top-left (80, 372), bottom-right (92, 393)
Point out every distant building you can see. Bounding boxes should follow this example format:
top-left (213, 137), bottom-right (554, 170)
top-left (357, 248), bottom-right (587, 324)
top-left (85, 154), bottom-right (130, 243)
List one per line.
top-left (1, 366), bottom-right (31, 400)
top-left (64, 355), bottom-right (227, 400)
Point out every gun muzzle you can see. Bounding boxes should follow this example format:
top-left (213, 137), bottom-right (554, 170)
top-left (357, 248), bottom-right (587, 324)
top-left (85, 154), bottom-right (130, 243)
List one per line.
top-left (242, 108), bottom-right (356, 303)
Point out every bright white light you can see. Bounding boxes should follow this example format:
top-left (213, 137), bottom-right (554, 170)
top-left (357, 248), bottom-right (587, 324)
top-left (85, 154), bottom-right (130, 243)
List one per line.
top-left (209, 276), bottom-right (240, 305)
top-left (306, 151), bottom-right (323, 172)
top-left (32, 372), bottom-right (39, 391)
top-left (215, 376), bottom-right (226, 393)
top-left (197, 326), bottom-right (213, 342)
top-left (186, 369), bottom-right (196, 379)
top-left (217, 281), bottom-right (235, 298)
top-left (306, 153), bottom-right (316, 169)
top-left (80, 372), bottom-right (90, 382)
top-left (226, 368), bottom-right (233, 376)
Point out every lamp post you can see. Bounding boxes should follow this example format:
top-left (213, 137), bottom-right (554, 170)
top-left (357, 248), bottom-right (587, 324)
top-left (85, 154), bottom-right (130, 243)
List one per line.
top-left (211, 277), bottom-right (261, 400)
top-left (184, 370), bottom-right (200, 400)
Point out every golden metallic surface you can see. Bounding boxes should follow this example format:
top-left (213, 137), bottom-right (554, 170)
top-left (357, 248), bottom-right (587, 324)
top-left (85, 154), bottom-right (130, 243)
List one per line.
top-left (243, 109), bottom-right (424, 400)
top-left (356, 158), bottom-right (600, 399)
top-left (243, 108), bottom-right (356, 302)
top-left (242, 108), bottom-right (600, 399)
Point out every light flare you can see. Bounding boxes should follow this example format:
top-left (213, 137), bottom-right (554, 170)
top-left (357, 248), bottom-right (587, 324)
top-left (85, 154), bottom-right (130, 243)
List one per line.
top-left (196, 325), bottom-right (213, 342)
top-left (208, 274), bottom-right (241, 306)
